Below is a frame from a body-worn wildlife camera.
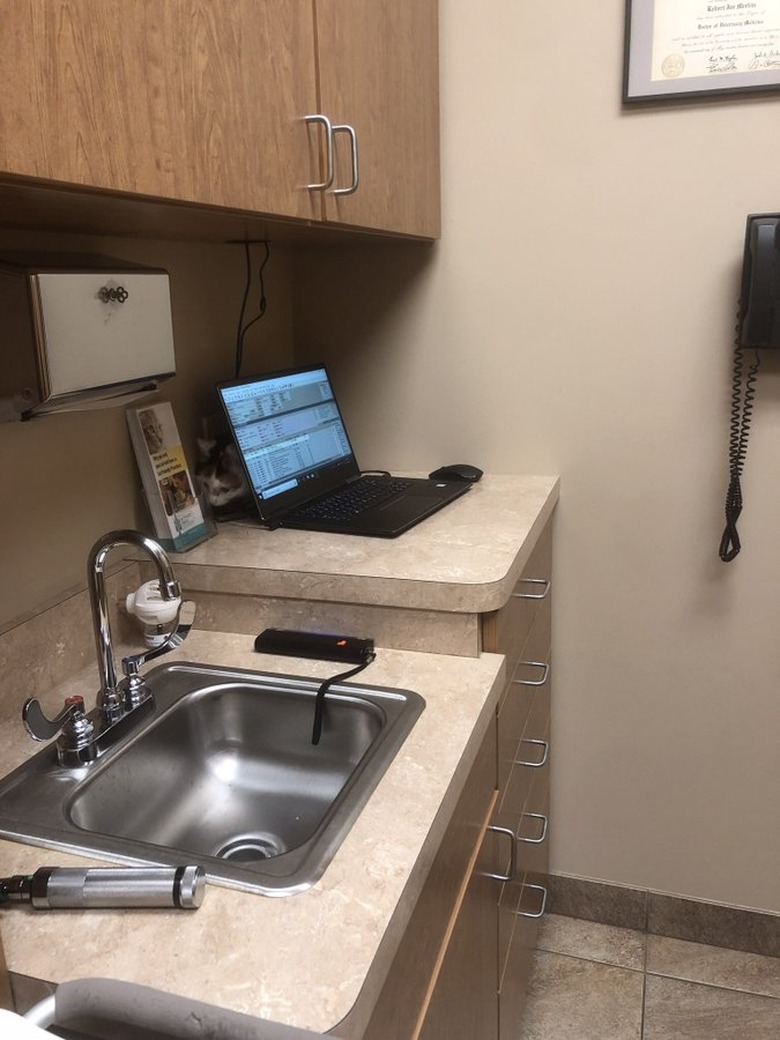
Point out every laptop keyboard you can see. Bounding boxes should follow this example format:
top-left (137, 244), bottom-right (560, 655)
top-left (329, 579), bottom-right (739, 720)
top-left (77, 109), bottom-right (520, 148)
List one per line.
top-left (289, 477), bottom-right (413, 522)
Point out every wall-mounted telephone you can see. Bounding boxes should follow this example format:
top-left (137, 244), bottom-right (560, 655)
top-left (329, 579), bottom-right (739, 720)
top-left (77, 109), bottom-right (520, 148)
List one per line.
top-left (719, 214), bottom-right (780, 561)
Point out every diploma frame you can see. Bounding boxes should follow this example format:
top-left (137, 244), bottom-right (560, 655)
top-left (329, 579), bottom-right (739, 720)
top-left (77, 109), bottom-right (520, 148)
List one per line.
top-left (624, 0), bottom-right (780, 103)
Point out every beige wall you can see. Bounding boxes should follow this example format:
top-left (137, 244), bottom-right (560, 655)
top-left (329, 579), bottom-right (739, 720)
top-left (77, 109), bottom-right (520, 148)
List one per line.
top-left (294, 1), bottom-right (780, 911)
top-left (0, 230), bottom-right (295, 629)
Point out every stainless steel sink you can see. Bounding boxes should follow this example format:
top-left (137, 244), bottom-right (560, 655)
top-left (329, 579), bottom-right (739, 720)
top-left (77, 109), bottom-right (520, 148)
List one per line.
top-left (0, 663), bottom-right (424, 894)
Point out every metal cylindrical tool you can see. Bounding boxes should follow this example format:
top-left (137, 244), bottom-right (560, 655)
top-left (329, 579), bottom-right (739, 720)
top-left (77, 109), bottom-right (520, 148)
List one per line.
top-left (0, 919), bottom-right (12, 1009)
top-left (0, 866), bottom-right (205, 910)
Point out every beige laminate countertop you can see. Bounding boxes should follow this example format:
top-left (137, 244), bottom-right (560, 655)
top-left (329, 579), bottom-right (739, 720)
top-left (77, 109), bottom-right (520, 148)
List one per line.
top-left (0, 473), bottom-right (559, 1034)
top-left (0, 631), bottom-right (505, 1035)
top-left (168, 475), bottom-right (560, 613)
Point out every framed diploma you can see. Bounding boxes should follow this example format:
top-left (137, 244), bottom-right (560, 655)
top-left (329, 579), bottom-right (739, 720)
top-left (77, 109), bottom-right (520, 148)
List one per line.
top-left (624, 0), bottom-right (780, 101)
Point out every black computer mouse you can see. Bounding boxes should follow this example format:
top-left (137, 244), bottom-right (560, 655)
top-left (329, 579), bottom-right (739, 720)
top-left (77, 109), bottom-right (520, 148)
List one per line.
top-left (428, 464), bottom-right (483, 483)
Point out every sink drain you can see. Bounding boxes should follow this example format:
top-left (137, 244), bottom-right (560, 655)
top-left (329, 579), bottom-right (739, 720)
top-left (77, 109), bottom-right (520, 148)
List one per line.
top-left (216, 836), bottom-right (282, 863)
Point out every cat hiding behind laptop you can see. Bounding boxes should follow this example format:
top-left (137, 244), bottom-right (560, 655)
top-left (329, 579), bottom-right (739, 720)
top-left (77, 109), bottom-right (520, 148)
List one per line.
top-left (195, 433), bottom-right (252, 518)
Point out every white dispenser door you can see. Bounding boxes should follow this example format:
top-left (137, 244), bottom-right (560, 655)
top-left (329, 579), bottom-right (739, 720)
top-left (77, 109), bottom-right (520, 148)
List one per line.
top-left (32, 272), bottom-right (176, 397)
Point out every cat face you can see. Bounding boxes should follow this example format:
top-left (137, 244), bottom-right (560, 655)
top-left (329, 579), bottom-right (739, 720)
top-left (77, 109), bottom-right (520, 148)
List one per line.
top-left (195, 438), bottom-right (250, 509)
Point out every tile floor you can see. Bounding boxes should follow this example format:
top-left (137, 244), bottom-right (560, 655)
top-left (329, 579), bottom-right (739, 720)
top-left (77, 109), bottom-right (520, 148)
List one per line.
top-left (520, 914), bottom-right (780, 1039)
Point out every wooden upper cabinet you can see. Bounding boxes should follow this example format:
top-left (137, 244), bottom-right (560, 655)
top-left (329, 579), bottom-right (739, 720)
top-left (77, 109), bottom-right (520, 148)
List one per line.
top-left (314, 0), bottom-right (440, 238)
top-left (0, 1), bottom-right (440, 238)
top-left (0, 1), bottom-right (321, 220)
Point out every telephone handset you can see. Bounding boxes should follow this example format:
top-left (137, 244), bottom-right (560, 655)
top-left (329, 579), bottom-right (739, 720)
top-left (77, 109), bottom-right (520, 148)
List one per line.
top-left (719, 214), bottom-right (780, 561)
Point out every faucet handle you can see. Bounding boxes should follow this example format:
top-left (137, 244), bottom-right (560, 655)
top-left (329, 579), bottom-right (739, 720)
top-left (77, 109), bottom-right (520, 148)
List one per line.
top-left (23, 696), bottom-right (97, 766)
top-left (121, 601), bottom-right (197, 701)
top-left (23, 696), bottom-right (89, 742)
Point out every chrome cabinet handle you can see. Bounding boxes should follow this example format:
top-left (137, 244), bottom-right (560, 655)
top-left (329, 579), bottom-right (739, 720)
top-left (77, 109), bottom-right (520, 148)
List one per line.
top-left (331, 123), bottom-right (359, 196)
top-left (304, 114), bottom-right (335, 191)
top-left (514, 738), bottom-right (549, 768)
top-left (482, 825), bottom-right (516, 882)
top-left (512, 578), bottom-right (551, 601)
top-left (516, 883), bottom-right (548, 919)
top-left (512, 661), bottom-right (550, 687)
top-left (518, 812), bottom-right (548, 845)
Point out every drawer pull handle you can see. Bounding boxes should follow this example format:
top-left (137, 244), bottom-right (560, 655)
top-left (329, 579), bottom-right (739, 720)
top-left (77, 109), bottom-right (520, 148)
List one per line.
top-left (304, 113), bottom-right (335, 191)
top-left (483, 825), bottom-right (516, 882)
top-left (331, 123), bottom-right (360, 196)
top-left (516, 883), bottom-right (548, 919)
top-left (512, 661), bottom-right (550, 687)
top-left (512, 578), bottom-right (551, 601)
top-left (514, 738), bottom-right (549, 768)
top-left (518, 812), bottom-right (548, 845)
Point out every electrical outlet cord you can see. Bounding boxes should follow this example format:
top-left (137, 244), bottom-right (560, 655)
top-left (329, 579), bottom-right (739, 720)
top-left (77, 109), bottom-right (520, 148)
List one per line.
top-left (311, 652), bottom-right (377, 745)
top-left (234, 240), bottom-right (270, 379)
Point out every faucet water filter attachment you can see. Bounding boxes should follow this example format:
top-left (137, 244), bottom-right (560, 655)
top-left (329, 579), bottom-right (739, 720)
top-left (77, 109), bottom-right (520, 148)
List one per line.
top-left (126, 579), bottom-right (183, 647)
top-left (0, 866), bottom-right (205, 910)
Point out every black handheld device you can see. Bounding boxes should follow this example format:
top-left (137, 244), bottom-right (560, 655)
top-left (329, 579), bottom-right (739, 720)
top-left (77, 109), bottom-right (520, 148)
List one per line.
top-left (254, 628), bottom-right (377, 746)
top-left (254, 628), bottom-right (375, 665)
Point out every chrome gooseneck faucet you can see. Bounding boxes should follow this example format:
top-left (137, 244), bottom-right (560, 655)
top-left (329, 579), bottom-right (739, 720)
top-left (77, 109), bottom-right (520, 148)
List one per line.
top-left (23, 529), bottom-right (193, 766)
top-left (88, 529), bottom-right (181, 719)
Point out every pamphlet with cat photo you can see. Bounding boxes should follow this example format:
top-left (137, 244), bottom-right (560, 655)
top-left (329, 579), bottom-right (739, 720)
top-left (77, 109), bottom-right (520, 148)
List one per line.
top-left (126, 401), bottom-right (212, 551)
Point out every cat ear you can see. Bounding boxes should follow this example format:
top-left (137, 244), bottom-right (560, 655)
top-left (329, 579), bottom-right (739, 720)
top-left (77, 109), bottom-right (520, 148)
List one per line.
top-left (197, 437), bottom-right (216, 457)
top-left (223, 442), bottom-right (242, 470)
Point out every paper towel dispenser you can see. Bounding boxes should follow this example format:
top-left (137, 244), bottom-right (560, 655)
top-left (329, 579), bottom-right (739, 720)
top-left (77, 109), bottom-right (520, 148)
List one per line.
top-left (0, 253), bottom-right (176, 421)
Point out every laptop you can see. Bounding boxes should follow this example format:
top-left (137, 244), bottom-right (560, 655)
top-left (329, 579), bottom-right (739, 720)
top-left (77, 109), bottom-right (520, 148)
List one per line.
top-left (217, 364), bottom-right (470, 537)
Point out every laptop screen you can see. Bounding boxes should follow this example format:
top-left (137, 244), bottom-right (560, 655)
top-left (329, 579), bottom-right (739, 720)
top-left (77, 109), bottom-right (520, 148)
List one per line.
top-left (217, 365), bottom-right (361, 521)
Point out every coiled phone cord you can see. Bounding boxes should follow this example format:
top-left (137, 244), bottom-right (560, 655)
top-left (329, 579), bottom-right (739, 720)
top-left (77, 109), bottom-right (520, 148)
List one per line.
top-left (719, 337), bottom-right (761, 561)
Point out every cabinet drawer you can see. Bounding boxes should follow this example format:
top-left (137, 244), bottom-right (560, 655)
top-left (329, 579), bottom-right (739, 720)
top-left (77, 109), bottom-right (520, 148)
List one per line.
top-left (499, 681), bottom-right (550, 820)
top-left (508, 592), bottom-right (551, 687)
top-left (497, 609), bottom-right (552, 793)
top-left (496, 719), bottom-right (550, 979)
top-left (482, 522), bottom-right (552, 665)
top-left (515, 724), bottom-right (550, 881)
top-left (497, 684), bottom-right (533, 799)
top-left (495, 737), bottom-right (549, 963)
top-left (497, 582), bottom-right (551, 719)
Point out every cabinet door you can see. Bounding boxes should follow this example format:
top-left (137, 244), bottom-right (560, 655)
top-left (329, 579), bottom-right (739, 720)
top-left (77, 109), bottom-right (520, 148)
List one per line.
top-left (314, 0), bottom-right (440, 237)
top-left (358, 723), bottom-right (497, 1040)
top-left (418, 811), bottom-right (499, 1040)
top-left (0, 1), bottom-right (320, 219)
